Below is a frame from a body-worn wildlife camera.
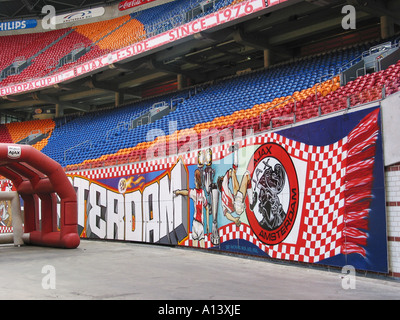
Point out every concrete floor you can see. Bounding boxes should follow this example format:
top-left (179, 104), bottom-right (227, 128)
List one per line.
top-left (0, 239), bottom-right (399, 300)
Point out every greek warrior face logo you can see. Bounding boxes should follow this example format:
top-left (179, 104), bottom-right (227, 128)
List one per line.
top-left (246, 143), bottom-right (299, 246)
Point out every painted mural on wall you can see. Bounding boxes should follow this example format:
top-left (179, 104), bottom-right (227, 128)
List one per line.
top-left (62, 106), bottom-right (387, 273)
top-left (0, 108), bottom-right (344, 272)
top-left (0, 104), bottom-right (386, 273)
top-left (0, 106), bottom-right (387, 271)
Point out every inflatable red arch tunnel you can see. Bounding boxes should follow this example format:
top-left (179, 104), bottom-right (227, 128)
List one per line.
top-left (0, 143), bottom-right (80, 249)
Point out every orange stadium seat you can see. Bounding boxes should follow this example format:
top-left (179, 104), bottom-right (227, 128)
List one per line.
top-left (6, 119), bottom-right (55, 145)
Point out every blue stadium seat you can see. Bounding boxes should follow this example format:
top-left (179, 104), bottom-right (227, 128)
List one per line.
top-left (41, 41), bottom-right (381, 166)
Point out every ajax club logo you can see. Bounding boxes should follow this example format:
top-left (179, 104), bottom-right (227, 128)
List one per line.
top-left (246, 143), bottom-right (299, 246)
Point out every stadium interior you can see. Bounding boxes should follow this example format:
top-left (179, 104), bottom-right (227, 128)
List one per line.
top-left (0, 0), bottom-right (399, 279)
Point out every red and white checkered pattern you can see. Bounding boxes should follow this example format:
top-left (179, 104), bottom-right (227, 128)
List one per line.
top-left (71, 152), bottom-right (199, 180)
top-left (0, 226), bottom-right (13, 234)
top-left (70, 131), bottom-right (347, 263)
top-left (300, 140), bottom-right (347, 262)
top-left (238, 133), bottom-right (346, 263)
top-left (181, 133), bottom-right (348, 263)
top-left (68, 109), bottom-right (382, 264)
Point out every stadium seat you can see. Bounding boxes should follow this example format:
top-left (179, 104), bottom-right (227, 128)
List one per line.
top-left (1, 6), bottom-right (399, 169)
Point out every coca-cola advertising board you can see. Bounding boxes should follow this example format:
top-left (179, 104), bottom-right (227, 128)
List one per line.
top-left (119, 0), bottom-right (158, 11)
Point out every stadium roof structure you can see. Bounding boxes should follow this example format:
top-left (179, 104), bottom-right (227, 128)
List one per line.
top-left (0, 0), bottom-right (399, 120)
top-left (0, 0), bottom-right (119, 20)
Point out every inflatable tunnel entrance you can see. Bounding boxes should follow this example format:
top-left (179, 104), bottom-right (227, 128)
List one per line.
top-left (0, 143), bottom-right (79, 249)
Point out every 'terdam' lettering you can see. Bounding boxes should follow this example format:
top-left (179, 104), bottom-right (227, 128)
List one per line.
top-left (68, 159), bottom-right (188, 244)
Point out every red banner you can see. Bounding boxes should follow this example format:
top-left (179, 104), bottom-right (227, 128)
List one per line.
top-left (118, 0), bottom-right (158, 11)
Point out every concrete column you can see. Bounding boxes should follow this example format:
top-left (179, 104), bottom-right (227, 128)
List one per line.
top-left (177, 74), bottom-right (184, 90)
top-left (55, 103), bottom-right (64, 118)
top-left (115, 92), bottom-right (124, 107)
top-left (264, 49), bottom-right (271, 68)
top-left (380, 15), bottom-right (394, 39)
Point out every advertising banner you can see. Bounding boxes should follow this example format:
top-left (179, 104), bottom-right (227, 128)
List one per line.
top-left (67, 106), bottom-right (388, 273)
top-left (268, 0), bottom-right (289, 5)
top-left (119, 0), bottom-right (159, 11)
top-left (0, 19), bottom-right (37, 31)
top-left (55, 7), bottom-right (105, 24)
top-left (0, 0), bottom-right (266, 97)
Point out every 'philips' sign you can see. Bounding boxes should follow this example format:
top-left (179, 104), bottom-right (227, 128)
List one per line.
top-left (0, 19), bottom-right (37, 31)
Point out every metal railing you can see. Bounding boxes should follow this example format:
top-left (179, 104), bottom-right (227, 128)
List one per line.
top-left (66, 78), bottom-right (400, 171)
top-left (259, 96), bottom-right (296, 131)
top-left (64, 140), bottom-right (93, 163)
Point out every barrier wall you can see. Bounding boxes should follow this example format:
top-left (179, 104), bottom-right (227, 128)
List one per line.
top-left (65, 105), bottom-right (388, 273)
